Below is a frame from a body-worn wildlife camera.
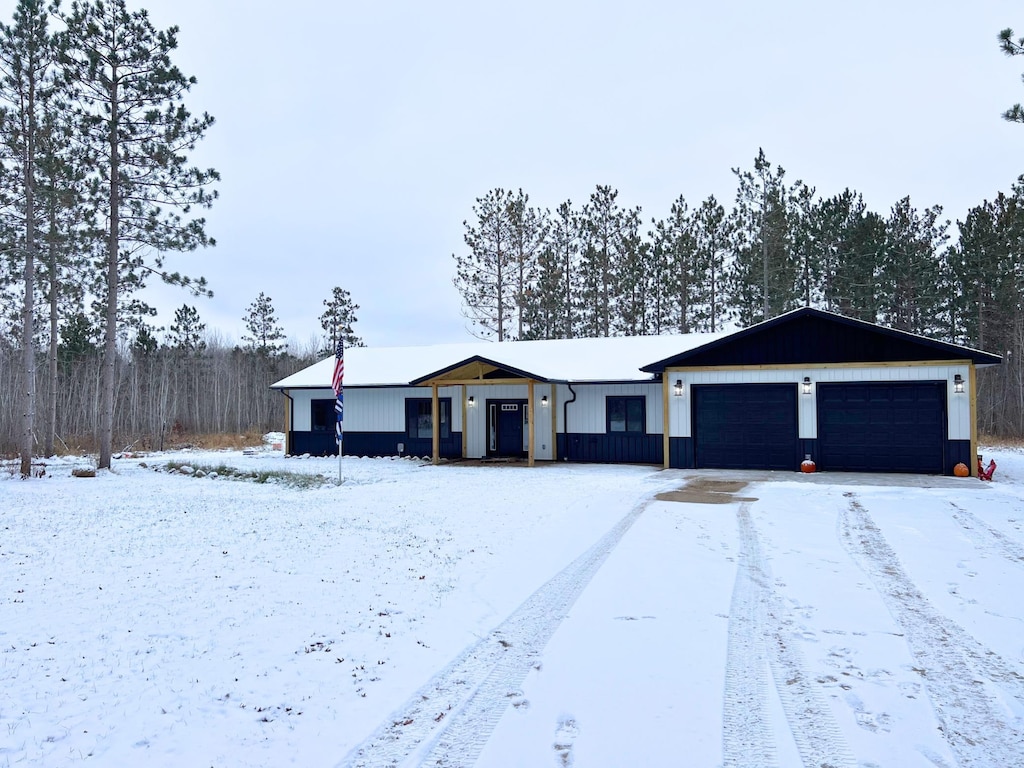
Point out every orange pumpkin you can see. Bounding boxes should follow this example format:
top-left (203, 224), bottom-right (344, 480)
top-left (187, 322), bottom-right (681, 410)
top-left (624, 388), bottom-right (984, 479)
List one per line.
top-left (953, 462), bottom-right (969, 477)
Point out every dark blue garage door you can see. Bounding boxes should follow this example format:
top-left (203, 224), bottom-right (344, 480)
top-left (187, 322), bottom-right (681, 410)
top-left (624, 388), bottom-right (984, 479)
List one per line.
top-left (693, 384), bottom-right (798, 470)
top-left (817, 382), bottom-right (946, 474)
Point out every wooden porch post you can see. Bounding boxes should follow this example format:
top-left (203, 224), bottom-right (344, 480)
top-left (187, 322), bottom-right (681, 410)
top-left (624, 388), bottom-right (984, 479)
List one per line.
top-left (461, 384), bottom-right (468, 459)
top-left (662, 374), bottom-right (671, 469)
top-left (432, 383), bottom-right (439, 466)
top-left (528, 379), bottom-right (535, 467)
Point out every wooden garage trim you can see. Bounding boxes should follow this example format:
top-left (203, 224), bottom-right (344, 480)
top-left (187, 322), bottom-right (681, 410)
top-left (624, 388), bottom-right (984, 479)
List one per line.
top-left (666, 360), bottom-right (968, 373)
top-left (970, 363), bottom-right (978, 477)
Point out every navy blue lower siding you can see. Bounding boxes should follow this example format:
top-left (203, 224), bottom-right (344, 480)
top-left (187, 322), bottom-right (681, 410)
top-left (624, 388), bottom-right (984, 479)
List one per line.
top-left (947, 440), bottom-right (972, 474)
top-left (558, 433), bottom-right (663, 464)
top-left (673, 437), bottom-right (968, 475)
top-left (288, 431), bottom-right (462, 459)
top-left (290, 430), bottom-right (971, 475)
top-left (669, 437), bottom-right (694, 469)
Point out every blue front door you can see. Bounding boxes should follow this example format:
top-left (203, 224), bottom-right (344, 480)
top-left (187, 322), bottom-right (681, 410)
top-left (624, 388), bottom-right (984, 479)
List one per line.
top-left (488, 400), bottom-right (527, 457)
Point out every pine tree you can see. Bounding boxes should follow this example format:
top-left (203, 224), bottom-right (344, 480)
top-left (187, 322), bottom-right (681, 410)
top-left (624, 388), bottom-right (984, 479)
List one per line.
top-left (61, 0), bottom-right (218, 468)
top-left (0, 0), bottom-right (59, 475)
top-left (166, 303), bottom-right (206, 353)
top-left (540, 200), bottom-right (580, 338)
top-left (951, 190), bottom-right (1024, 350)
top-left (453, 188), bottom-right (516, 340)
top-left (242, 292), bottom-right (285, 357)
top-left (728, 149), bottom-right (804, 326)
top-left (36, 98), bottom-right (86, 459)
top-left (59, 309), bottom-right (100, 365)
top-left (319, 286), bottom-right (362, 352)
top-left (651, 195), bottom-right (698, 333)
top-left (999, 27), bottom-right (1024, 123)
top-left (690, 195), bottom-right (732, 332)
top-left (578, 185), bottom-right (637, 337)
top-left (611, 208), bottom-right (649, 336)
top-left (811, 190), bottom-right (885, 322)
top-left (790, 182), bottom-right (819, 308)
top-left (132, 322), bottom-right (158, 356)
top-left (519, 244), bottom-right (565, 340)
top-left (507, 189), bottom-right (548, 340)
top-left (878, 197), bottom-right (949, 335)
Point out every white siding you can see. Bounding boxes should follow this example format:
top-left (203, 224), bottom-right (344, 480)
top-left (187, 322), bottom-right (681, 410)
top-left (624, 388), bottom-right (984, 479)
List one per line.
top-left (286, 386), bottom-right (463, 433)
top-left (666, 365), bottom-right (972, 440)
top-left (555, 382), bottom-right (663, 435)
top-left (287, 388), bottom-right (334, 431)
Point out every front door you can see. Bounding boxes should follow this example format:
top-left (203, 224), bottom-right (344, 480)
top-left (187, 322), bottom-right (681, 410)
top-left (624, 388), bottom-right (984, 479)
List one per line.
top-left (487, 400), bottom-right (528, 457)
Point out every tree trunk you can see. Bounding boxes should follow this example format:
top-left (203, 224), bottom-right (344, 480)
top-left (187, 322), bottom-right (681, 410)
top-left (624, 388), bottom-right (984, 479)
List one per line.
top-left (18, 74), bottom-right (37, 478)
top-left (99, 75), bottom-right (120, 469)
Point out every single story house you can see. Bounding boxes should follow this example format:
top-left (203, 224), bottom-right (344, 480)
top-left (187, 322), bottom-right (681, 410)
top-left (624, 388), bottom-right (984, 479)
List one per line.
top-left (270, 307), bottom-right (1001, 476)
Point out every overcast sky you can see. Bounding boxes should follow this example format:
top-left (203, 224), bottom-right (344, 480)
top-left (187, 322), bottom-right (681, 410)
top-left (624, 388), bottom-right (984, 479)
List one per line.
top-left (7, 0), bottom-right (1024, 349)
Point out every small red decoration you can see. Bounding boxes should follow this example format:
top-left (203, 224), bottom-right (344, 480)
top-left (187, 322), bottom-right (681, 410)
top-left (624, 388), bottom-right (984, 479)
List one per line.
top-left (801, 455), bottom-right (816, 473)
top-left (977, 456), bottom-right (997, 481)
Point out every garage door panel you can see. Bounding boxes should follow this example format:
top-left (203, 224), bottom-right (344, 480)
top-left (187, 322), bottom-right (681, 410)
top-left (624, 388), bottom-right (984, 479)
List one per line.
top-left (817, 381), bottom-right (946, 474)
top-left (693, 384), bottom-right (798, 470)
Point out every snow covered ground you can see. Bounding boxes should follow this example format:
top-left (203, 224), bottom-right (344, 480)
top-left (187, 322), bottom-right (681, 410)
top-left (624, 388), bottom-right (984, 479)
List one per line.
top-left (2, 443), bottom-right (1024, 767)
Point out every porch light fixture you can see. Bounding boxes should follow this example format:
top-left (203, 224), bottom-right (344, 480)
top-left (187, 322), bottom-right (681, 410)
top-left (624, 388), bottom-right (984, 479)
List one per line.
top-left (802, 377), bottom-right (812, 395)
top-left (674, 379), bottom-right (683, 397)
top-left (540, 395), bottom-right (549, 406)
top-left (954, 374), bottom-right (964, 394)
top-left (467, 396), bottom-right (475, 406)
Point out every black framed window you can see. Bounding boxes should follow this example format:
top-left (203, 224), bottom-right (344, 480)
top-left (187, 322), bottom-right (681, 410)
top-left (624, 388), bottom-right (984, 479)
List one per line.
top-left (311, 399), bottom-right (336, 432)
top-left (607, 396), bottom-right (645, 434)
top-left (406, 398), bottom-right (451, 439)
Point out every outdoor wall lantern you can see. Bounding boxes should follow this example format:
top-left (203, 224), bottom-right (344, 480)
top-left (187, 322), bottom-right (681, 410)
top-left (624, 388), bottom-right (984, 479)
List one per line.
top-left (954, 374), bottom-right (965, 394)
top-left (802, 376), bottom-right (812, 395)
top-left (467, 396), bottom-right (475, 406)
top-left (541, 395), bottom-right (549, 406)
top-left (674, 379), bottom-right (683, 397)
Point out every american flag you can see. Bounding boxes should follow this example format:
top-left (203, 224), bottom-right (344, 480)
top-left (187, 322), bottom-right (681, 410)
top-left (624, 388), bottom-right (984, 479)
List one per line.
top-left (333, 339), bottom-right (344, 448)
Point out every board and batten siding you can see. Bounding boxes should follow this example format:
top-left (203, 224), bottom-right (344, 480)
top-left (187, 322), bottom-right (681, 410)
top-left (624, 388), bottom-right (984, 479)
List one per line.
top-left (666, 365), bottom-right (972, 441)
top-left (555, 382), bottom-right (663, 434)
top-left (287, 388), bottom-right (334, 432)
top-left (287, 386), bottom-right (464, 433)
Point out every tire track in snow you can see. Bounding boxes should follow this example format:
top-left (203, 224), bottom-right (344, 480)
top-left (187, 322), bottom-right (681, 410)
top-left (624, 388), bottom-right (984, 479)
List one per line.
top-left (724, 504), bottom-right (855, 768)
top-left (337, 497), bottom-right (654, 768)
top-left (722, 504), bottom-right (777, 768)
top-left (948, 501), bottom-right (1024, 565)
top-left (841, 493), bottom-right (1024, 767)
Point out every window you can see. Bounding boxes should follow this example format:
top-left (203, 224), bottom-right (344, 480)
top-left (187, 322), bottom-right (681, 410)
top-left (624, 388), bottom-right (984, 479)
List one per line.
top-left (607, 396), bottom-right (645, 434)
top-left (406, 398), bottom-right (451, 439)
top-left (311, 399), bottom-right (336, 432)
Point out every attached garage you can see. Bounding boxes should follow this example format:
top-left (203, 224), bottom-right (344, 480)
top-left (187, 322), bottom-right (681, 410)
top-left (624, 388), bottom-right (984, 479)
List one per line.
top-left (817, 381), bottom-right (946, 474)
top-left (693, 384), bottom-right (798, 470)
top-left (644, 307), bottom-right (1003, 476)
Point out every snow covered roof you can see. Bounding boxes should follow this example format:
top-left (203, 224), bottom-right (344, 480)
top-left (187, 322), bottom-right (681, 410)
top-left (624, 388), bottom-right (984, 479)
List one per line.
top-left (271, 332), bottom-right (728, 389)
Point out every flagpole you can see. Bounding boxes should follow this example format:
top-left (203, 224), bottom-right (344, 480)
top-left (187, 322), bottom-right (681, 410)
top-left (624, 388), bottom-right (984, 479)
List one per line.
top-left (333, 338), bottom-right (345, 486)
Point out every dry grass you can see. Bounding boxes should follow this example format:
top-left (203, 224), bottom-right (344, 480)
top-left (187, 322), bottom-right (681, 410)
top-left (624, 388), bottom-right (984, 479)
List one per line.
top-left (0, 429), bottom-right (275, 459)
top-left (979, 434), bottom-right (1024, 449)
